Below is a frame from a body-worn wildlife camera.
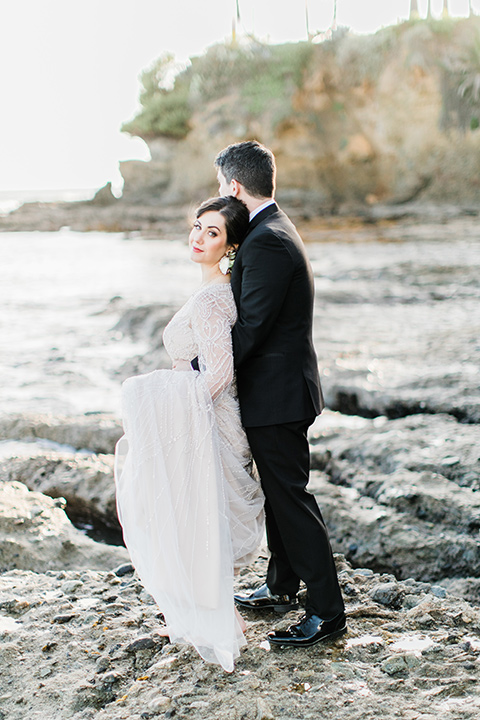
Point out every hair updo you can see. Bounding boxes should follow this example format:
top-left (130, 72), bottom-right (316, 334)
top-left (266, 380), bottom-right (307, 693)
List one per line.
top-left (195, 196), bottom-right (249, 248)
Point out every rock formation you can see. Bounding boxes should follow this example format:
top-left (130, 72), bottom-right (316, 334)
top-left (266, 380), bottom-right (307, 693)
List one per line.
top-left (117, 17), bottom-right (480, 216)
top-left (2, 18), bottom-right (480, 233)
top-left (0, 480), bottom-right (127, 574)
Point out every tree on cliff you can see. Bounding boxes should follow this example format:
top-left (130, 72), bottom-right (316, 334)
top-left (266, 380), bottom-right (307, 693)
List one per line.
top-left (409, 0), bottom-right (419, 20)
top-left (442, 0), bottom-right (449, 17)
top-left (457, 40), bottom-right (480, 116)
top-left (441, 31), bottom-right (480, 132)
top-left (231, 0), bottom-right (241, 43)
top-left (121, 54), bottom-right (191, 140)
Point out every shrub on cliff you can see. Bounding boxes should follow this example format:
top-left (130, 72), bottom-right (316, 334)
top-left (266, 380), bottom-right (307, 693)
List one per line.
top-left (441, 35), bottom-right (480, 131)
top-left (122, 54), bottom-right (192, 139)
top-left (122, 41), bottom-right (314, 140)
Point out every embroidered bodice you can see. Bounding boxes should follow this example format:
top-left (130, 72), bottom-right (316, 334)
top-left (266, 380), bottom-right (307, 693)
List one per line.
top-left (162, 283), bottom-right (237, 401)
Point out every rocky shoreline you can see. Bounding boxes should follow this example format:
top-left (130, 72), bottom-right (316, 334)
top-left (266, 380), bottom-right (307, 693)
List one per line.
top-left (1, 437), bottom-right (480, 720)
top-left (0, 195), bottom-right (191, 236)
top-left (2, 544), bottom-right (480, 720)
top-left (0, 429), bottom-right (479, 719)
top-left (0, 214), bottom-right (479, 718)
top-left (1, 192), bottom-right (479, 236)
top-left (1, 409), bottom-right (479, 601)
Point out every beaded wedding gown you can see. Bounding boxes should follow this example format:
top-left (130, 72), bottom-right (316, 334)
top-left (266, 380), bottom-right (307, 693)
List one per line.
top-left (114, 283), bottom-right (264, 672)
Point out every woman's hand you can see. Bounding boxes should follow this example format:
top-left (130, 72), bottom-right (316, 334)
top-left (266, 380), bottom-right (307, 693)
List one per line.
top-left (172, 359), bottom-right (193, 372)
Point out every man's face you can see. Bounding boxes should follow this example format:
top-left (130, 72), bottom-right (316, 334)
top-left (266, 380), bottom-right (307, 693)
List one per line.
top-left (217, 169), bottom-right (233, 197)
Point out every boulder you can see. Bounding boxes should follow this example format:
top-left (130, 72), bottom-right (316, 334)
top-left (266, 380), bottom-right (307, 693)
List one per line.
top-left (0, 451), bottom-right (119, 532)
top-left (0, 481), bottom-right (127, 573)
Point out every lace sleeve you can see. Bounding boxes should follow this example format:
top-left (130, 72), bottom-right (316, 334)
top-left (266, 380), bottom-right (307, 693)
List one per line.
top-left (192, 288), bottom-right (236, 401)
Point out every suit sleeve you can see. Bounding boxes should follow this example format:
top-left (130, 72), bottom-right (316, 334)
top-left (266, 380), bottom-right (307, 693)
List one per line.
top-left (232, 230), bottom-right (293, 368)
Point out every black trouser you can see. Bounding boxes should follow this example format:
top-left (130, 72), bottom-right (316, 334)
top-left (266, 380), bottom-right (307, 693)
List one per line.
top-left (245, 419), bottom-right (345, 619)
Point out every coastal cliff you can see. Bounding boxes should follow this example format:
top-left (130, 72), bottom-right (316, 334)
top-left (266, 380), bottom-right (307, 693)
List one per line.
top-left (2, 16), bottom-right (480, 233)
top-left (119, 16), bottom-right (480, 214)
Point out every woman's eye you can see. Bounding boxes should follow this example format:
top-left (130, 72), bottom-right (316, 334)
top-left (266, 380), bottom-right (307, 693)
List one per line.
top-left (193, 222), bottom-right (201, 230)
top-left (208, 231), bottom-right (218, 237)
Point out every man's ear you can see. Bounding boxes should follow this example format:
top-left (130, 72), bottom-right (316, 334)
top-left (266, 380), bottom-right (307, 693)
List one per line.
top-left (230, 179), bottom-right (241, 197)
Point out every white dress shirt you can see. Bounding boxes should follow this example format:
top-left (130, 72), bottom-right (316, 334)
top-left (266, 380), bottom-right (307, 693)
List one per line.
top-left (249, 199), bottom-right (276, 222)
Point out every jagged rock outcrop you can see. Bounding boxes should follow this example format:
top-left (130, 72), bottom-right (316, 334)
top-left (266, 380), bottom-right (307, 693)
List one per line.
top-left (90, 183), bottom-right (117, 207)
top-left (0, 481), bottom-right (127, 573)
top-left (308, 412), bottom-right (480, 586)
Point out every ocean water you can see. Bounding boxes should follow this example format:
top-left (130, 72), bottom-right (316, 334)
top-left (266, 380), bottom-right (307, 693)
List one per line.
top-left (0, 229), bottom-right (199, 416)
top-left (3, 221), bottom-right (479, 422)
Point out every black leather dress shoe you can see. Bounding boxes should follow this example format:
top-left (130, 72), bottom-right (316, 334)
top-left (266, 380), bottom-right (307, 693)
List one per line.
top-left (234, 583), bottom-right (298, 613)
top-left (268, 611), bottom-right (347, 647)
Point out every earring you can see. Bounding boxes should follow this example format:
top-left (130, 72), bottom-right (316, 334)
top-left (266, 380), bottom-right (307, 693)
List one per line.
top-left (219, 249), bottom-right (236, 275)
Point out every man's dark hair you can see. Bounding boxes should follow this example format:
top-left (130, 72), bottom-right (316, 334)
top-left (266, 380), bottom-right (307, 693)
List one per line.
top-left (195, 196), bottom-right (249, 248)
top-left (215, 141), bottom-right (276, 199)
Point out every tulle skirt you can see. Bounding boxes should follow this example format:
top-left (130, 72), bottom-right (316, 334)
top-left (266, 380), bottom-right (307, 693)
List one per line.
top-left (114, 369), bottom-right (264, 672)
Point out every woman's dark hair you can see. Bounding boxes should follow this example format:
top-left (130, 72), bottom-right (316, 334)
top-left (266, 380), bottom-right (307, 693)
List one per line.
top-left (215, 141), bottom-right (276, 199)
top-left (195, 196), bottom-right (249, 248)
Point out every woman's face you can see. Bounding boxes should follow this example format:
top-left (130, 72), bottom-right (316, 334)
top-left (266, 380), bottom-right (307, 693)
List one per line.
top-left (189, 210), bottom-right (229, 268)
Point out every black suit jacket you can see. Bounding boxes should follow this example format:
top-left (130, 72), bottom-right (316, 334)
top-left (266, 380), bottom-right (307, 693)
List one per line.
top-left (231, 203), bottom-right (324, 427)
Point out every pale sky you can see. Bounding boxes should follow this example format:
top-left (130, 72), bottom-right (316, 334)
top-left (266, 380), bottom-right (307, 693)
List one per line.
top-left (0, 0), bottom-right (478, 196)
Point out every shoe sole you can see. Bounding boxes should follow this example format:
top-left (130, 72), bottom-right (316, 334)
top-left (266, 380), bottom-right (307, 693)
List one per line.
top-left (269, 624), bottom-right (347, 648)
top-left (234, 600), bottom-right (299, 613)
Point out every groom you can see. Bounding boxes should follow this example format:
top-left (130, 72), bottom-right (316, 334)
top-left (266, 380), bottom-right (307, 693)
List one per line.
top-left (215, 141), bottom-right (346, 647)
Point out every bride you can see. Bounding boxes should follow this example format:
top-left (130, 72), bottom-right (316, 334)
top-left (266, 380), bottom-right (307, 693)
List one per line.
top-left (114, 196), bottom-right (265, 672)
